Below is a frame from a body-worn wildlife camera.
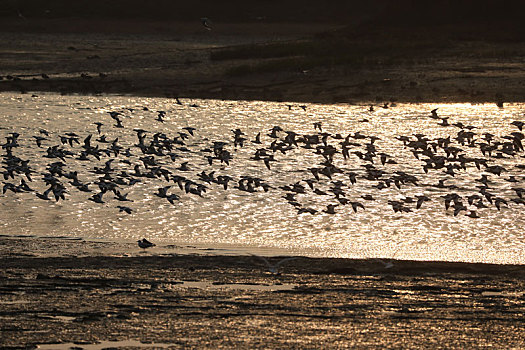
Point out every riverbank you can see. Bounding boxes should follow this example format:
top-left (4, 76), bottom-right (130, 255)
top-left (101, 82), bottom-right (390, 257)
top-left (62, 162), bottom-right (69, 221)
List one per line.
top-left (1, 236), bottom-right (525, 348)
top-left (1, 19), bottom-right (524, 105)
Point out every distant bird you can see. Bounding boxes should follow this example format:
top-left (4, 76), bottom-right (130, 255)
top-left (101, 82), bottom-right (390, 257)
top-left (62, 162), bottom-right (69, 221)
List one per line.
top-left (183, 127), bottom-right (196, 136)
top-left (416, 195), bottom-right (430, 209)
top-left (252, 132), bottom-right (262, 144)
top-left (465, 210), bottom-right (479, 218)
top-left (439, 117), bottom-right (450, 127)
top-left (94, 122), bottom-right (103, 134)
top-left (117, 205), bottom-right (132, 214)
top-left (156, 111), bottom-right (166, 123)
top-left (108, 111), bottom-right (121, 119)
top-left (88, 192), bottom-right (104, 203)
top-left (373, 258), bottom-right (395, 269)
top-left (33, 136), bottom-right (46, 147)
top-left (114, 190), bottom-right (132, 202)
top-left (138, 238), bottom-right (155, 250)
top-left (114, 118), bottom-right (124, 128)
top-left (155, 186), bottom-right (171, 198)
top-left (323, 204), bottom-right (338, 214)
top-left (250, 254), bottom-right (297, 275)
top-left (177, 162), bottom-right (190, 171)
top-left (201, 17), bottom-right (212, 30)
top-left (297, 207), bottom-right (317, 215)
top-left (350, 201), bottom-right (365, 213)
top-left (511, 121), bottom-right (524, 131)
top-left (36, 191), bottom-right (51, 200)
top-left (166, 194), bottom-right (180, 205)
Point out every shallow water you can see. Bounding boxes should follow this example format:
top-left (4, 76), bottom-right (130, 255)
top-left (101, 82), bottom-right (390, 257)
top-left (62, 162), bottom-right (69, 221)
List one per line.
top-left (1, 92), bottom-right (524, 264)
top-left (37, 340), bottom-right (176, 349)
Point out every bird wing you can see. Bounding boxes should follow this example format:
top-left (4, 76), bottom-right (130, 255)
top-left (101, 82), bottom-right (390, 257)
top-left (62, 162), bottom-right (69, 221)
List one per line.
top-left (249, 253), bottom-right (272, 268)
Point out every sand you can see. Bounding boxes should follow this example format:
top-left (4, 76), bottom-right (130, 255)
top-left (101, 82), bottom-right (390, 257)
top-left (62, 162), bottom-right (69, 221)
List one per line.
top-left (1, 236), bottom-right (525, 349)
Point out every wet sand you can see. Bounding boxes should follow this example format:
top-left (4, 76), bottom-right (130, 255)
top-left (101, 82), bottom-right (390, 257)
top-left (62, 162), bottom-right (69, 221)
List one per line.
top-left (1, 236), bottom-right (525, 348)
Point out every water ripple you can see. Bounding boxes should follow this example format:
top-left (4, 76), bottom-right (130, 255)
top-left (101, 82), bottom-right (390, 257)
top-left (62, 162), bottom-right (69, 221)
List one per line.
top-left (0, 93), bottom-right (524, 263)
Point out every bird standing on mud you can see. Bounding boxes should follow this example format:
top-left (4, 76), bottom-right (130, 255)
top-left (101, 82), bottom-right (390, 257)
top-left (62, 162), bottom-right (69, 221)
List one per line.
top-left (138, 238), bottom-right (155, 250)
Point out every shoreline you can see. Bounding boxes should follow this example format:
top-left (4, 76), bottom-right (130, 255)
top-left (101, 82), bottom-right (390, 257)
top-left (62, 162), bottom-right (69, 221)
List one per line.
top-left (2, 235), bottom-right (524, 270)
top-left (1, 22), bottom-right (524, 105)
top-left (2, 67), bottom-right (524, 105)
top-left (2, 235), bottom-right (525, 348)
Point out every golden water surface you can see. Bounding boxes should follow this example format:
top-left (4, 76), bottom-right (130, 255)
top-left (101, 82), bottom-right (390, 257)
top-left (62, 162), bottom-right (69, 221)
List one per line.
top-left (1, 93), bottom-right (524, 263)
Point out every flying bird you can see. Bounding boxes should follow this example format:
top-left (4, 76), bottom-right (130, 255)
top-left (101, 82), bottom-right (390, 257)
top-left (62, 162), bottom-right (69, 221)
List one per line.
top-left (250, 254), bottom-right (298, 275)
top-left (117, 205), bottom-right (132, 214)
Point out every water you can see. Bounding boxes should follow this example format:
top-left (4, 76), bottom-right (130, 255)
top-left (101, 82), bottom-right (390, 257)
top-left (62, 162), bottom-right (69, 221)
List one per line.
top-left (36, 340), bottom-right (176, 349)
top-left (1, 92), bottom-right (524, 264)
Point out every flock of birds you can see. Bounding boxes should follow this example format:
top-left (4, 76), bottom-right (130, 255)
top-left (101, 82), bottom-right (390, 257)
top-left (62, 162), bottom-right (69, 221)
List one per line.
top-left (1, 99), bottom-right (525, 245)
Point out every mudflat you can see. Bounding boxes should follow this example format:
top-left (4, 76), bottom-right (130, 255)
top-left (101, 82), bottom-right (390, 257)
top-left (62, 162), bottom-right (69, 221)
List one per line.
top-left (1, 18), bottom-right (524, 104)
top-left (1, 236), bottom-right (525, 348)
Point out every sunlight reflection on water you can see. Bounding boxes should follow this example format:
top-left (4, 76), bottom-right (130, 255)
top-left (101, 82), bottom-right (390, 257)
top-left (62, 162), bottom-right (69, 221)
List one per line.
top-left (1, 93), bottom-right (524, 263)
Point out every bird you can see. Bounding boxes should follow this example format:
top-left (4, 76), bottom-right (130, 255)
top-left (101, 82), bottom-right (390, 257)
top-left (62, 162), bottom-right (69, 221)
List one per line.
top-left (108, 111), bottom-right (121, 119)
top-left (166, 194), bottom-right (180, 204)
top-left (114, 190), bottom-right (132, 202)
top-left (374, 259), bottom-right (395, 269)
top-left (94, 122), bottom-right (103, 134)
top-left (88, 192), bottom-right (104, 203)
top-left (466, 210), bottom-right (479, 218)
top-left (153, 185), bottom-right (170, 198)
top-left (156, 112), bottom-right (165, 123)
top-left (138, 238), bottom-right (155, 250)
top-left (511, 121), bottom-right (524, 131)
top-left (117, 205), bottom-right (132, 214)
top-left (200, 17), bottom-right (212, 30)
top-left (182, 127), bottom-right (196, 136)
top-left (33, 136), bottom-right (46, 147)
top-left (416, 195), bottom-right (430, 209)
top-left (323, 204), bottom-right (338, 214)
top-left (350, 201), bottom-right (365, 213)
top-left (250, 254), bottom-right (298, 275)
top-left (252, 132), bottom-right (262, 144)
top-left (114, 118), bottom-right (124, 128)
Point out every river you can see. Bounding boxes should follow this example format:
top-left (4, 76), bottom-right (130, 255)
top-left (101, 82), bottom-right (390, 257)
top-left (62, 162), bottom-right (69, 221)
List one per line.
top-left (1, 92), bottom-right (524, 263)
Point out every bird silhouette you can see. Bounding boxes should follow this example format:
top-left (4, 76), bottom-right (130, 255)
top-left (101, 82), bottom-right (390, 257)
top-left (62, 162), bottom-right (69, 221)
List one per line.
top-left (200, 17), bottom-right (212, 30)
top-left (138, 238), bottom-right (155, 250)
top-left (250, 254), bottom-right (298, 275)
